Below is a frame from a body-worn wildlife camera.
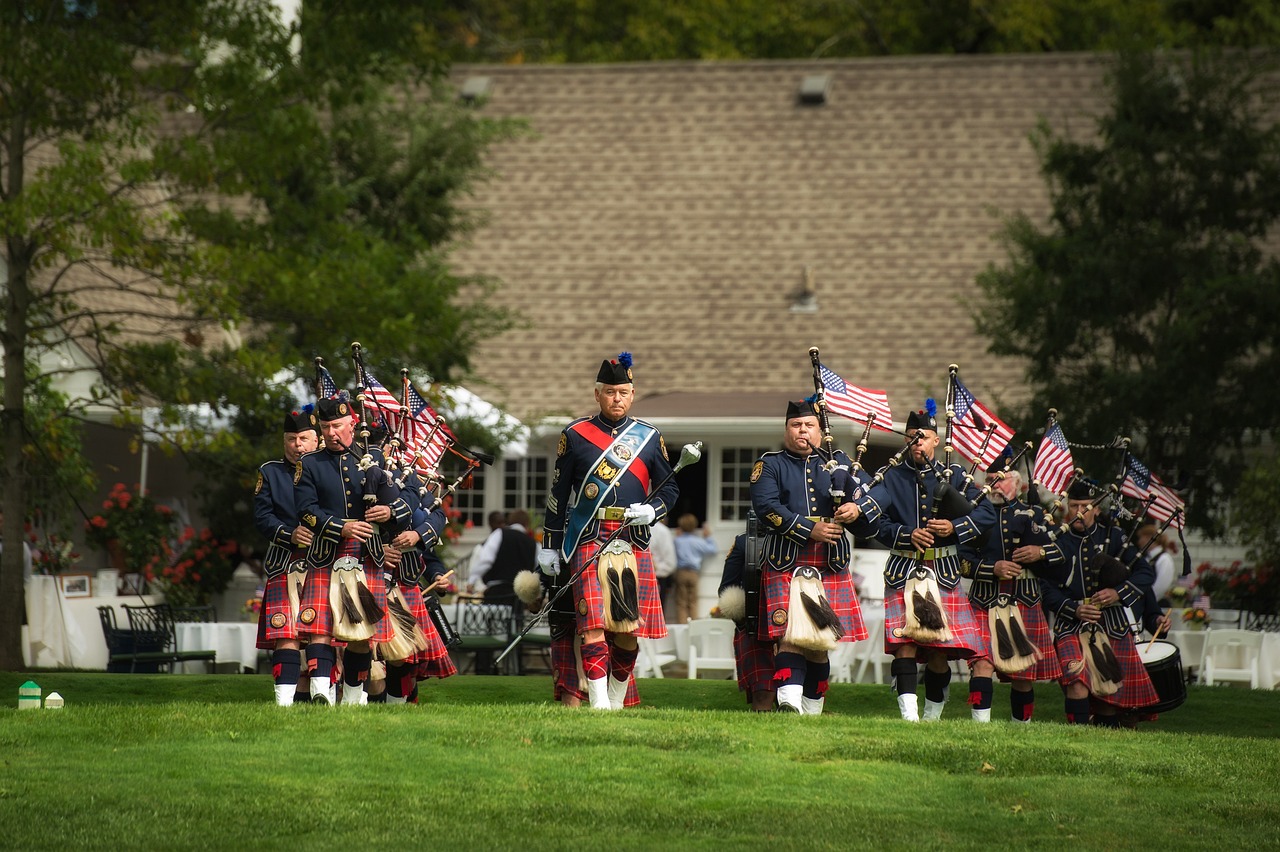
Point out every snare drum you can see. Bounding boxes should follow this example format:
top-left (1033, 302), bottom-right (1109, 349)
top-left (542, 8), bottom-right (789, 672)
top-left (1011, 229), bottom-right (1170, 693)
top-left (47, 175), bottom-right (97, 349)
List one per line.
top-left (1137, 639), bottom-right (1186, 713)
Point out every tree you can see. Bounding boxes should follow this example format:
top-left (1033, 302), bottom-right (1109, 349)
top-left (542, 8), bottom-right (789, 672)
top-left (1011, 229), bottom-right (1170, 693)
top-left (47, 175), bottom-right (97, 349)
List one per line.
top-left (0, 1), bottom-right (522, 670)
top-left (974, 49), bottom-right (1280, 533)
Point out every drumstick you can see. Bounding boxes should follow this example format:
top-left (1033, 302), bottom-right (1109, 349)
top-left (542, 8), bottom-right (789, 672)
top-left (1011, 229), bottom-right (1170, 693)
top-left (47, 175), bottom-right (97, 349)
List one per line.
top-left (423, 569), bottom-right (455, 595)
top-left (1143, 620), bottom-right (1168, 654)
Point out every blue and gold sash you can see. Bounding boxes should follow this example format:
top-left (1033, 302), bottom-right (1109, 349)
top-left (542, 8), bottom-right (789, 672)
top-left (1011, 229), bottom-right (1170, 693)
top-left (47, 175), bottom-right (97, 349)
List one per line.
top-left (561, 419), bottom-right (657, 560)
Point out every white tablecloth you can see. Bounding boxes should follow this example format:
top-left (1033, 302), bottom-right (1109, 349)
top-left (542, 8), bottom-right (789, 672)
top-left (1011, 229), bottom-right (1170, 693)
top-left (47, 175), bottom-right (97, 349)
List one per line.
top-left (23, 575), bottom-right (162, 670)
top-left (174, 622), bottom-right (261, 673)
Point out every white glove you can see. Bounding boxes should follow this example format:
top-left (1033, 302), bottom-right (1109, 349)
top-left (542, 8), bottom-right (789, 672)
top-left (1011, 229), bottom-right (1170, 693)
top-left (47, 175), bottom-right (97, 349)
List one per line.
top-left (624, 503), bottom-right (656, 526)
top-left (536, 547), bottom-right (560, 576)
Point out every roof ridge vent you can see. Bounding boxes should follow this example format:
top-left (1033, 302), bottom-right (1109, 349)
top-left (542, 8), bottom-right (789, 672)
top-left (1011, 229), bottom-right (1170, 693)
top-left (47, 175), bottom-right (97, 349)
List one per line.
top-left (797, 74), bottom-right (830, 107)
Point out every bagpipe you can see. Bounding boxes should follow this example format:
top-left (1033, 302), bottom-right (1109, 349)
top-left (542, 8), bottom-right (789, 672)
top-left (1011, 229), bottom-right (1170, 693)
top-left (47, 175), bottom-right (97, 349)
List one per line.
top-left (807, 346), bottom-right (877, 503)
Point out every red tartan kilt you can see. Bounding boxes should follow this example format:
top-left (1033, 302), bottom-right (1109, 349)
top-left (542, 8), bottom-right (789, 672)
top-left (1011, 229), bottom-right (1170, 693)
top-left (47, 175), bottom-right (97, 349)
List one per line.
top-left (392, 582), bottom-right (457, 679)
top-left (734, 629), bottom-right (774, 695)
top-left (551, 633), bottom-right (640, 706)
top-left (571, 520), bottom-right (666, 639)
top-left (298, 540), bottom-right (392, 642)
top-left (257, 569), bottom-right (299, 648)
top-left (756, 543), bottom-right (866, 643)
top-left (1055, 632), bottom-right (1159, 710)
top-left (883, 580), bottom-right (983, 660)
top-left (967, 600), bottom-right (1062, 682)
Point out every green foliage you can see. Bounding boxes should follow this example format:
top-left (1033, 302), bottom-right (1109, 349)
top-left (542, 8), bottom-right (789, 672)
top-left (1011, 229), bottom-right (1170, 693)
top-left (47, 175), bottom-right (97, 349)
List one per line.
top-left (1230, 448), bottom-right (1280, 568)
top-left (975, 49), bottom-right (1280, 532)
top-left (430, 0), bottom-right (1280, 63)
top-left (0, 675), bottom-right (1279, 848)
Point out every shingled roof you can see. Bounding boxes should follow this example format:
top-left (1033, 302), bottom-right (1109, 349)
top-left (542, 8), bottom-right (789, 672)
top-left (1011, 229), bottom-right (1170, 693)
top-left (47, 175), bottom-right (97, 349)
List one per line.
top-left (449, 54), bottom-right (1111, 426)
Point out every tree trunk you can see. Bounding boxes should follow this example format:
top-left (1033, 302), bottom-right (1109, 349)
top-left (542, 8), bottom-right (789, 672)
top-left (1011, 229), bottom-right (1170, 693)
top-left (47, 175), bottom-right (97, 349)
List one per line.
top-left (0, 112), bottom-right (29, 671)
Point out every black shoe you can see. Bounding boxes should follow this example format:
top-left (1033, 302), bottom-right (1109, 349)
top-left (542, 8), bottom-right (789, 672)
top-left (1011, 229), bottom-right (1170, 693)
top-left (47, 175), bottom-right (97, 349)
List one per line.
top-left (776, 702), bottom-right (802, 713)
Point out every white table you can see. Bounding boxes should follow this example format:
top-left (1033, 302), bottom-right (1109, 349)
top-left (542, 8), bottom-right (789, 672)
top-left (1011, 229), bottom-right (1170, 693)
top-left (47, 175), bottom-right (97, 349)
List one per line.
top-left (174, 622), bottom-right (261, 673)
top-left (23, 575), bottom-right (162, 670)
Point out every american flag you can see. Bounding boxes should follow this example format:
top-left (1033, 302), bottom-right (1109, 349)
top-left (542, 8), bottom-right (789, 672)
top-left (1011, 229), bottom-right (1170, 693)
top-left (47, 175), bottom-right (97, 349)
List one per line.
top-left (1121, 452), bottom-right (1185, 529)
top-left (949, 378), bottom-right (1015, 470)
top-left (818, 365), bottom-right (893, 430)
top-left (1033, 423), bottom-right (1075, 495)
top-left (315, 364), bottom-right (338, 400)
top-left (361, 369), bottom-right (454, 475)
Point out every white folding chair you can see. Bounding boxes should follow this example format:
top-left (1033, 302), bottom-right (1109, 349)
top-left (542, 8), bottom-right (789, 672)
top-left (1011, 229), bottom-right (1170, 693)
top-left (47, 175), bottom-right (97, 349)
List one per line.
top-left (828, 641), bottom-right (856, 683)
top-left (686, 618), bottom-right (737, 679)
top-left (855, 606), bottom-right (888, 684)
top-left (1201, 628), bottom-right (1264, 688)
top-left (636, 635), bottom-right (680, 678)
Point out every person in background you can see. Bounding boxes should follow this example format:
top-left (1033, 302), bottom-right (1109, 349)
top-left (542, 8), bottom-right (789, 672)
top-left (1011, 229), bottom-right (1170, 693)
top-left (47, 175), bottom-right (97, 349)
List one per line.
top-left (468, 509), bottom-right (538, 603)
top-left (1135, 521), bottom-right (1177, 605)
top-left (673, 513), bottom-right (717, 624)
top-left (648, 519), bottom-right (677, 622)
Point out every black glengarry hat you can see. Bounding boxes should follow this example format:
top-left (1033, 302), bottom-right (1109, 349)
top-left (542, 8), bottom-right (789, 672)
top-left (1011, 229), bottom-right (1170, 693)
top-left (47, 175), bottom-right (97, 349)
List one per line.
top-left (785, 398), bottom-right (820, 421)
top-left (283, 405), bottom-right (319, 434)
top-left (1066, 478), bottom-right (1094, 501)
top-left (597, 351), bottom-right (634, 385)
top-left (316, 394), bottom-right (352, 422)
top-left (906, 398), bottom-right (938, 433)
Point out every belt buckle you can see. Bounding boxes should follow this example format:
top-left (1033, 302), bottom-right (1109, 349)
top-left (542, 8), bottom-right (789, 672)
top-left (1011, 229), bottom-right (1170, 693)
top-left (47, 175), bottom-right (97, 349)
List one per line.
top-left (598, 506), bottom-right (625, 521)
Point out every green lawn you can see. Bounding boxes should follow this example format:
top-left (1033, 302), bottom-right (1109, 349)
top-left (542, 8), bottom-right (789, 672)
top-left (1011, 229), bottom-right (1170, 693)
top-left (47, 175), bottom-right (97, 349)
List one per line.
top-left (1, 673), bottom-right (1277, 850)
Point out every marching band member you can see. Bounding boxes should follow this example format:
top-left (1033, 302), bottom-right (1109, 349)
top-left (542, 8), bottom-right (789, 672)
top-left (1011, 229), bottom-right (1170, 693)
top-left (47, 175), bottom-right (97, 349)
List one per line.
top-left (716, 533), bottom-right (777, 711)
top-left (379, 471), bottom-right (457, 703)
top-left (961, 461), bottom-right (1063, 722)
top-left (294, 396), bottom-right (393, 706)
top-left (852, 402), bottom-right (995, 722)
top-left (254, 407), bottom-right (320, 706)
top-left (538, 353), bottom-right (676, 710)
top-left (1039, 479), bottom-right (1159, 726)
top-left (749, 399), bottom-right (867, 715)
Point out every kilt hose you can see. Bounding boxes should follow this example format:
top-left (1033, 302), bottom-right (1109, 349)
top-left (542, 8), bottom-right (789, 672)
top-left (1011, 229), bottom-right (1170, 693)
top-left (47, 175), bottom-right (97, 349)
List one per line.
top-left (391, 579), bottom-right (457, 680)
top-left (551, 632), bottom-right (640, 707)
top-left (1055, 631), bottom-right (1159, 711)
top-left (298, 538), bottom-right (392, 642)
top-left (756, 542), bottom-right (866, 644)
top-left (967, 599), bottom-right (1063, 683)
top-left (571, 519), bottom-right (666, 639)
top-left (734, 629), bottom-right (775, 698)
top-left (884, 575), bottom-right (982, 660)
top-left (256, 548), bottom-right (307, 649)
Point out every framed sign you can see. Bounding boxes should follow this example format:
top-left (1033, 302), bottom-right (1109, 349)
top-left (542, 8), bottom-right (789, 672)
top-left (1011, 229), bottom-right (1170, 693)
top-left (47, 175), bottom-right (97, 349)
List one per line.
top-left (57, 573), bottom-right (93, 599)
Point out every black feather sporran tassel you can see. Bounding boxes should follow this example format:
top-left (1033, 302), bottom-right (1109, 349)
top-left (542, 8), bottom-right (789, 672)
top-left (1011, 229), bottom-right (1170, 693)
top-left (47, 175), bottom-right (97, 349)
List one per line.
top-left (1009, 616), bottom-right (1037, 658)
top-left (356, 581), bottom-right (384, 622)
top-left (340, 582), bottom-right (362, 624)
top-left (914, 589), bottom-right (945, 631)
top-left (995, 616), bottom-right (1014, 660)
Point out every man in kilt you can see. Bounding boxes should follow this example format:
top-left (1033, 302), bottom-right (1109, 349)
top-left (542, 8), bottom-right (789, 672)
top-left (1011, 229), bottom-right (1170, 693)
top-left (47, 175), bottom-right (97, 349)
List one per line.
top-left (716, 533), bottom-right (776, 711)
top-left (538, 352), bottom-right (676, 710)
top-left (961, 463), bottom-right (1063, 722)
top-left (254, 407), bottom-right (320, 706)
top-left (377, 470), bottom-right (457, 703)
top-left (1040, 479), bottom-right (1159, 727)
top-left (852, 402), bottom-right (995, 722)
top-left (294, 396), bottom-right (393, 706)
top-left (749, 399), bottom-right (867, 715)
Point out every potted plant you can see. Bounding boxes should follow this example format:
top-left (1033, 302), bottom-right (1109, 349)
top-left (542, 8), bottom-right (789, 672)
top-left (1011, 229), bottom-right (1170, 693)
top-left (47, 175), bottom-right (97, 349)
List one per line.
top-left (145, 526), bottom-right (240, 608)
top-left (83, 482), bottom-right (176, 593)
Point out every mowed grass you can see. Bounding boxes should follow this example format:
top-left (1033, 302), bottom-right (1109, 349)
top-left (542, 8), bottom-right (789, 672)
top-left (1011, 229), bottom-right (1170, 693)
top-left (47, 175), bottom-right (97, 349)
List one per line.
top-left (1, 672), bottom-right (1278, 851)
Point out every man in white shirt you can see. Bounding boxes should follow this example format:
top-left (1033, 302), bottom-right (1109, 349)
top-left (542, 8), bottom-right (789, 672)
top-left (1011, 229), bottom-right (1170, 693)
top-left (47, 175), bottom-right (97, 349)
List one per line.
top-left (648, 519), bottom-right (676, 621)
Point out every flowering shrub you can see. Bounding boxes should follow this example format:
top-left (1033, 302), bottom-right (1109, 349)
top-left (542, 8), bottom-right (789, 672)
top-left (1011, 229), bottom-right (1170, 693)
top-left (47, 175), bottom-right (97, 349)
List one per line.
top-left (83, 483), bottom-right (175, 575)
top-left (145, 526), bottom-right (240, 608)
top-left (1194, 560), bottom-right (1280, 614)
top-left (1182, 606), bottom-right (1210, 628)
top-left (30, 531), bottom-right (81, 575)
